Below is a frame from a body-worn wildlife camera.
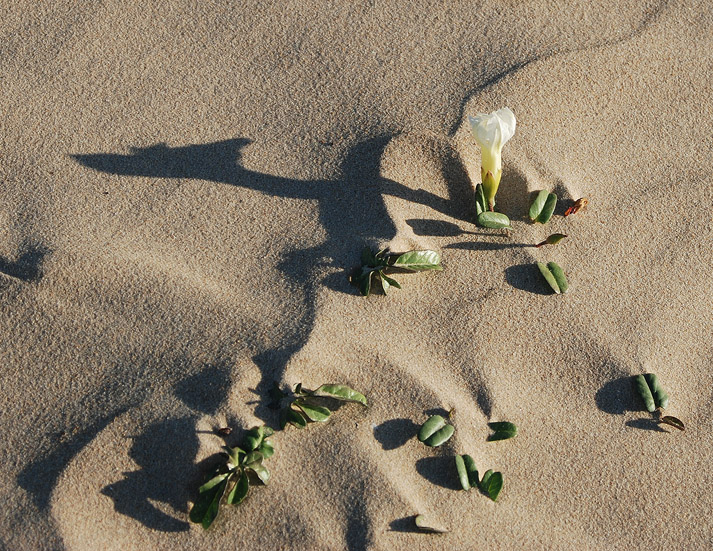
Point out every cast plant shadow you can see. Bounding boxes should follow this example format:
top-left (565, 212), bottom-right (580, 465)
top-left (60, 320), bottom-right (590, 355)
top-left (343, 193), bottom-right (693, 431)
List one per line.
top-left (595, 376), bottom-right (667, 432)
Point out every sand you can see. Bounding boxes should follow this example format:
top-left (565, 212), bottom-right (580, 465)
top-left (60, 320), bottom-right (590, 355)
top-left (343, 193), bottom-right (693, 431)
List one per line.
top-left (2, 0), bottom-right (712, 549)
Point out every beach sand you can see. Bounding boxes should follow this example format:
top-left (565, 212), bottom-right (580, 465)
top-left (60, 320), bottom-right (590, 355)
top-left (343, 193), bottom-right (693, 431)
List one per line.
top-left (2, 1), bottom-right (712, 549)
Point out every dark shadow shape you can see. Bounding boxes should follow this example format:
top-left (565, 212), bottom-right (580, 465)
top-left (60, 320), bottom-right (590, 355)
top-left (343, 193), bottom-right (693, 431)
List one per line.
top-left (0, 243), bottom-right (50, 282)
top-left (476, 386), bottom-right (493, 419)
top-left (415, 456), bottom-right (460, 490)
top-left (446, 241), bottom-right (529, 252)
top-left (552, 181), bottom-right (575, 217)
top-left (101, 416), bottom-right (199, 532)
top-left (345, 498), bottom-right (370, 551)
top-left (595, 376), bottom-right (642, 415)
top-left (423, 407), bottom-right (450, 418)
top-left (626, 419), bottom-right (668, 433)
top-left (407, 219), bottom-right (468, 237)
top-left (504, 264), bottom-right (550, 295)
top-left (494, 163), bottom-right (531, 217)
top-left (388, 515), bottom-right (421, 533)
top-left (174, 361), bottom-right (232, 414)
top-left (373, 419), bottom-right (419, 450)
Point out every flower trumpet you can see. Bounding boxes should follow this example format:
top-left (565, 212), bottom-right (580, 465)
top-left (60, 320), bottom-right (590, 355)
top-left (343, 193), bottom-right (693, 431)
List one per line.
top-left (468, 107), bottom-right (516, 211)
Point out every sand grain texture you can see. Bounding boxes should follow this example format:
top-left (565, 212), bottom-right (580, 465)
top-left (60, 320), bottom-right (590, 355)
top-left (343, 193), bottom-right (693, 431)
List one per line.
top-left (2, 1), bottom-right (712, 549)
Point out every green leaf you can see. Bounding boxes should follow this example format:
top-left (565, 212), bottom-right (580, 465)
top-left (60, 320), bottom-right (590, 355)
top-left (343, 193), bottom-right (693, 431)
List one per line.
top-left (190, 476), bottom-right (229, 529)
top-left (244, 429), bottom-right (263, 451)
top-left (487, 421), bottom-right (518, 441)
top-left (644, 373), bottom-right (669, 409)
top-left (481, 471), bottom-right (503, 502)
top-left (547, 262), bottom-right (568, 294)
top-left (198, 473), bottom-right (229, 494)
top-left (536, 193), bottom-right (557, 223)
top-left (475, 184), bottom-right (487, 216)
top-left (660, 416), bottom-right (685, 431)
top-left (224, 446), bottom-right (245, 467)
top-left (246, 461), bottom-right (270, 485)
top-left (544, 233), bottom-right (567, 245)
top-left (391, 250), bottom-right (442, 271)
top-left (477, 211), bottom-right (511, 229)
top-left (529, 190), bottom-right (549, 221)
top-left (294, 398), bottom-right (332, 422)
top-left (463, 454), bottom-right (479, 487)
top-left (418, 415), bottom-right (446, 442)
top-left (424, 424), bottom-right (455, 447)
top-left (258, 439), bottom-right (275, 459)
top-left (243, 451), bottom-right (263, 465)
top-left (536, 262), bottom-right (561, 294)
top-left (281, 407), bottom-right (307, 429)
top-left (379, 271), bottom-right (390, 294)
top-left (380, 273), bottom-right (401, 290)
top-left (361, 247), bottom-right (377, 266)
top-left (357, 271), bottom-right (374, 297)
top-left (480, 469), bottom-right (493, 489)
top-left (455, 455), bottom-right (470, 491)
top-left (312, 384), bottom-right (367, 406)
top-left (634, 375), bottom-right (656, 413)
top-left (226, 471), bottom-right (249, 506)
top-left (414, 514), bottom-right (449, 534)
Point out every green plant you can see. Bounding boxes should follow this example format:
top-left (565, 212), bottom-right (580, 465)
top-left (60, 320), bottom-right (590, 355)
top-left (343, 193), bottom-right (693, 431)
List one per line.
top-left (487, 421), bottom-right (518, 441)
top-left (535, 234), bottom-right (567, 248)
top-left (454, 455), bottom-right (503, 501)
top-left (271, 383), bottom-right (367, 429)
top-left (633, 374), bottom-right (684, 430)
top-left (352, 248), bottom-right (442, 297)
top-left (189, 426), bottom-right (274, 529)
top-left (529, 190), bottom-right (558, 223)
top-left (475, 184), bottom-right (511, 228)
top-left (417, 414), bottom-right (455, 447)
top-left (536, 261), bottom-right (568, 294)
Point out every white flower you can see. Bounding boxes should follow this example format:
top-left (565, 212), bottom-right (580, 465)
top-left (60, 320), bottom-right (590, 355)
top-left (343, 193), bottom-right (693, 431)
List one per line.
top-left (468, 107), bottom-right (516, 210)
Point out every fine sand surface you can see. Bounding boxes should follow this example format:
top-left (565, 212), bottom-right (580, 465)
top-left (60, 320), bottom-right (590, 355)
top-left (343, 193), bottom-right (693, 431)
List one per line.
top-left (2, 1), bottom-right (713, 549)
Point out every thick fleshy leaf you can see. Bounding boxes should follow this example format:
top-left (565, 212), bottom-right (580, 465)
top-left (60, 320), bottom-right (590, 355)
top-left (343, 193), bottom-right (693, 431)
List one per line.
top-left (634, 375), bottom-right (656, 413)
top-left (246, 461), bottom-right (270, 485)
top-left (481, 471), bottom-right (503, 502)
top-left (281, 407), bottom-right (307, 429)
top-left (477, 211), bottom-right (511, 229)
top-left (644, 373), bottom-right (669, 409)
top-left (455, 455), bottom-right (470, 491)
top-left (536, 233), bottom-right (567, 247)
top-left (529, 190), bottom-right (549, 221)
top-left (380, 273), bottom-right (401, 290)
top-left (295, 398), bottom-right (332, 422)
top-left (475, 184), bottom-right (487, 216)
top-left (660, 416), bottom-right (685, 431)
top-left (418, 415), bottom-right (446, 442)
top-left (312, 384), bottom-right (367, 405)
top-left (190, 477), bottom-right (229, 529)
top-left (487, 421), bottom-right (518, 441)
top-left (536, 193), bottom-right (557, 224)
top-left (224, 446), bottom-right (245, 467)
top-left (463, 455), bottom-right (479, 487)
top-left (258, 439), bottom-right (275, 459)
top-left (547, 262), bottom-right (568, 294)
top-left (198, 473), bottom-right (229, 494)
top-left (226, 471), bottom-right (250, 506)
top-left (391, 250), bottom-right (442, 271)
top-left (480, 469), bottom-right (493, 489)
top-left (357, 271), bottom-right (374, 297)
top-left (424, 425), bottom-right (455, 447)
top-left (414, 514), bottom-right (449, 534)
top-left (536, 262), bottom-right (561, 294)
top-left (244, 429), bottom-right (263, 451)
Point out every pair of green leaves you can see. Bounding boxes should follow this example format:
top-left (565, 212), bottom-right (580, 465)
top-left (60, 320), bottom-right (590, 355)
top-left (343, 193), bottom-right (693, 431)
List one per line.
top-left (189, 426), bottom-right (274, 529)
top-left (454, 454), bottom-right (503, 501)
top-left (633, 374), bottom-right (684, 431)
top-left (529, 190), bottom-right (558, 224)
top-left (475, 184), bottom-right (511, 229)
top-left (276, 383), bottom-right (368, 429)
top-left (487, 421), bottom-right (517, 441)
top-left (353, 248), bottom-right (442, 297)
top-left (417, 415), bottom-right (455, 447)
top-left (536, 261), bottom-right (568, 294)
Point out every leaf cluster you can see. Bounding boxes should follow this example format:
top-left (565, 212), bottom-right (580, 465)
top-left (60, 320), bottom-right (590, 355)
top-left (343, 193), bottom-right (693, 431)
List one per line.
top-left (536, 261), bottom-right (568, 294)
top-left (417, 415), bottom-right (455, 447)
top-left (633, 374), bottom-right (684, 431)
top-left (455, 454), bottom-right (503, 501)
top-left (529, 190), bottom-right (558, 224)
top-left (352, 248), bottom-right (442, 297)
top-left (189, 426), bottom-right (274, 529)
top-left (273, 383), bottom-right (368, 429)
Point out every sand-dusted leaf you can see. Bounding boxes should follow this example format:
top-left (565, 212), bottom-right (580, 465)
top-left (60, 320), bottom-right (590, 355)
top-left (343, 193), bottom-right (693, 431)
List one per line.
top-left (536, 233), bottom-right (567, 247)
top-left (529, 190), bottom-right (549, 221)
top-left (357, 270), bottom-right (374, 297)
top-left (455, 455), bottom-right (470, 491)
top-left (536, 262), bottom-right (560, 294)
top-left (424, 424), bottom-right (455, 447)
top-left (536, 193), bottom-right (557, 223)
top-left (312, 384), bottom-right (367, 405)
top-left (487, 421), bottom-right (518, 441)
top-left (660, 416), bottom-right (685, 431)
top-left (246, 460), bottom-right (270, 485)
top-left (481, 471), bottom-right (503, 502)
top-left (392, 250), bottom-right (442, 271)
top-left (418, 415), bottom-right (446, 442)
top-left (295, 398), bottom-right (332, 422)
top-left (475, 183), bottom-right (487, 216)
top-left (564, 197), bottom-right (588, 217)
top-left (644, 373), bottom-right (669, 409)
top-left (380, 273), bottom-right (401, 290)
top-left (547, 262), bottom-right (568, 293)
top-left (226, 471), bottom-right (250, 506)
top-left (633, 375), bottom-right (655, 413)
top-left (462, 454), bottom-right (479, 487)
top-left (190, 476), bottom-right (229, 529)
top-left (258, 439), bottom-right (275, 458)
top-left (414, 514), bottom-right (449, 534)
top-left (281, 407), bottom-right (308, 429)
top-left (477, 211), bottom-right (511, 229)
